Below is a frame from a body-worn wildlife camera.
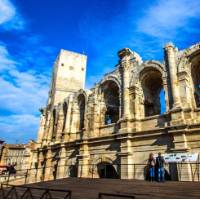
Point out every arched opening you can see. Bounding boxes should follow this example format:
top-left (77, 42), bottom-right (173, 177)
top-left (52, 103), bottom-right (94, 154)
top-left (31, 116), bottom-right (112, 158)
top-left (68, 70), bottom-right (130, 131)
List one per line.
top-left (141, 69), bottom-right (165, 117)
top-left (101, 80), bottom-right (120, 125)
top-left (191, 55), bottom-right (200, 107)
top-left (97, 162), bottom-right (119, 179)
top-left (78, 94), bottom-right (85, 130)
top-left (62, 102), bottom-right (68, 131)
top-left (52, 109), bottom-right (57, 140)
top-left (68, 165), bottom-right (78, 177)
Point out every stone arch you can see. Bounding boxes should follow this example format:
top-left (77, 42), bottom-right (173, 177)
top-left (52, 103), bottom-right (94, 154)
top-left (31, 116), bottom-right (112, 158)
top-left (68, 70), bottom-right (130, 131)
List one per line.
top-left (75, 89), bottom-right (88, 101)
top-left (90, 156), bottom-right (119, 179)
top-left (99, 75), bottom-right (121, 90)
top-left (92, 156), bottom-right (114, 165)
top-left (177, 43), bottom-right (200, 74)
top-left (178, 43), bottom-right (200, 108)
top-left (139, 66), bottom-right (165, 117)
top-left (99, 79), bottom-right (120, 125)
top-left (139, 61), bottom-right (165, 78)
top-left (189, 51), bottom-right (200, 108)
top-left (131, 60), bottom-right (165, 86)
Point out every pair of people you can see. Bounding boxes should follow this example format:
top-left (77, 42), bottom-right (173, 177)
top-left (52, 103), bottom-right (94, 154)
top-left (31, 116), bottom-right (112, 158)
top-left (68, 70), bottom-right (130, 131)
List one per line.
top-left (147, 152), bottom-right (165, 182)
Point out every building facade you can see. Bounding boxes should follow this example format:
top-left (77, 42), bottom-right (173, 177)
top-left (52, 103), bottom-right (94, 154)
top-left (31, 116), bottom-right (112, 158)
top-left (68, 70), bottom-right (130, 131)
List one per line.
top-left (28, 43), bottom-right (200, 182)
top-left (0, 142), bottom-right (34, 171)
top-left (0, 140), bottom-right (5, 163)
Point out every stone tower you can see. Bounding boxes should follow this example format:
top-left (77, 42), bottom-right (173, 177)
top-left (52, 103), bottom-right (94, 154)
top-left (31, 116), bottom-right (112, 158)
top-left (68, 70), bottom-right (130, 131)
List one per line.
top-left (48, 49), bottom-right (87, 106)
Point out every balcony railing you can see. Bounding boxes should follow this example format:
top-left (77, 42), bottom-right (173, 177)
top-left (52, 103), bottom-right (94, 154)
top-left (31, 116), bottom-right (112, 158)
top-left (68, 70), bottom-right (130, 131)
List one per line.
top-left (1, 162), bottom-right (199, 187)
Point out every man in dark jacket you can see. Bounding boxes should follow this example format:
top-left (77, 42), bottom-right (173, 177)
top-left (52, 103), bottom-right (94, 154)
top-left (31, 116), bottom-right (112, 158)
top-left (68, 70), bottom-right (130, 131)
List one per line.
top-left (156, 152), bottom-right (165, 182)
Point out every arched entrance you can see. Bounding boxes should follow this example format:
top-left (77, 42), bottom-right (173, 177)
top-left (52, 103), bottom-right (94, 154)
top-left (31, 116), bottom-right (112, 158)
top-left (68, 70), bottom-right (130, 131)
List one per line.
top-left (97, 162), bottom-right (119, 179)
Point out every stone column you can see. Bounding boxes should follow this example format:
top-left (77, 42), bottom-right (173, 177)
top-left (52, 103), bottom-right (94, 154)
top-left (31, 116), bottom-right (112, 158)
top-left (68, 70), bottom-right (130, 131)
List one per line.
top-left (118, 48), bottom-right (132, 119)
top-left (119, 138), bottom-right (134, 179)
top-left (56, 113), bottom-right (64, 142)
top-left (37, 109), bottom-right (46, 145)
top-left (162, 76), bottom-right (170, 112)
top-left (27, 151), bottom-right (38, 183)
top-left (44, 150), bottom-right (52, 181)
top-left (169, 130), bottom-right (191, 181)
top-left (78, 141), bottom-right (89, 178)
top-left (47, 116), bottom-right (54, 142)
top-left (65, 97), bottom-right (73, 141)
top-left (118, 49), bottom-right (142, 133)
top-left (37, 152), bottom-right (44, 182)
top-left (118, 49), bottom-right (132, 134)
top-left (54, 147), bottom-right (65, 179)
top-left (129, 86), bottom-right (141, 131)
top-left (164, 42), bottom-right (181, 109)
top-left (93, 88), bottom-right (101, 137)
top-left (70, 102), bottom-right (79, 141)
top-left (42, 111), bottom-right (50, 145)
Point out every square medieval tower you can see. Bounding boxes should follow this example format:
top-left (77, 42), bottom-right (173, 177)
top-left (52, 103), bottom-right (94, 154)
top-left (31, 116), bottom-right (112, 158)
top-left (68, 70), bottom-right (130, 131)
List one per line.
top-left (48, 49), bottom-right (87, 106)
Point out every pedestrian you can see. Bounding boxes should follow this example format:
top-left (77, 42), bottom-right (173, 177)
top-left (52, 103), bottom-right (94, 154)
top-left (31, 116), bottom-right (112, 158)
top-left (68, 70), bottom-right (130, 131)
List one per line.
top-left (156, 152), bottom-right (165, 182)
top-left (147, 153), bottom-right (156, 182)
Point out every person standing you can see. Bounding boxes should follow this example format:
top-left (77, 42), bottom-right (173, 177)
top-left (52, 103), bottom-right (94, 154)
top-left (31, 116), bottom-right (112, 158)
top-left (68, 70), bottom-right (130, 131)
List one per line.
top-left (147, 153), bottom-right (156, 182)
top-left (156, 152), bottom-right (165, 182)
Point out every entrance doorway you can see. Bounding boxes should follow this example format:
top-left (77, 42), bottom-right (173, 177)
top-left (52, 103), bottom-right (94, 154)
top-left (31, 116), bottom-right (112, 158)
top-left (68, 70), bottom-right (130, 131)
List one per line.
top-left (69, 165), bottom-right (78, 177)
top-left (97, 162), bottom-right (119, 179)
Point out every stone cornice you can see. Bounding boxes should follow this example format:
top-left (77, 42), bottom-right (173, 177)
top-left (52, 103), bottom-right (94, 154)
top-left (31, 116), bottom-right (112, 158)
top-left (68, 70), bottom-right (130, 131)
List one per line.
top-left (36, 122), bottom-right (200, 150)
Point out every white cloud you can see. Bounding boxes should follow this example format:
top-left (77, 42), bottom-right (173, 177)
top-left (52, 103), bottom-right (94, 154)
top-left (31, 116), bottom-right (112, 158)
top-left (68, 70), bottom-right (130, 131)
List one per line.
top-left (0, 0), bottom-right (15, 24)
top-left (0, 0), bottom-right (25, 30)
top-left (0, 114), bottom-right (39, 143)
top-left (137, 0), bottom-right (200, 39)
top-left (0, 44), bottom-right (17, 72)
top-left (0, 0), bottom-right (55, 142)
top-left (0, 44), bottom-right (50, 143)
top-left (0, 71), bottom-right (49, 114)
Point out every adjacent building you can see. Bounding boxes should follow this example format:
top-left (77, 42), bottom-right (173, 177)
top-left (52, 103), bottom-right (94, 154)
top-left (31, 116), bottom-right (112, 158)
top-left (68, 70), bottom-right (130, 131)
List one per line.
top-left (0, 141), bottom-right (35, 171)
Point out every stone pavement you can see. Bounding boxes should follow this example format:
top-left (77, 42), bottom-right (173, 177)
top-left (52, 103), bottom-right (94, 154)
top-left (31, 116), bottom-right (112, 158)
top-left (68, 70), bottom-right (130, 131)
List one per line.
top-left (21, 178), bottom-right (200, 198)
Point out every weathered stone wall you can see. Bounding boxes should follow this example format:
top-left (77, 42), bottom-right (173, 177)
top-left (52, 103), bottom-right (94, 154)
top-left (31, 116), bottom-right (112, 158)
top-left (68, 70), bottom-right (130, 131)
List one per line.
top-left (29, 43), bottom-right (200, 182)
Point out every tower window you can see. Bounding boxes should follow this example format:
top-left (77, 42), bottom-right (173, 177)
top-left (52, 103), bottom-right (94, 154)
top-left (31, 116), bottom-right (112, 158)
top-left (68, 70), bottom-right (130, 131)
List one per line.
top-left (61, 63), bottom-right (64, 66)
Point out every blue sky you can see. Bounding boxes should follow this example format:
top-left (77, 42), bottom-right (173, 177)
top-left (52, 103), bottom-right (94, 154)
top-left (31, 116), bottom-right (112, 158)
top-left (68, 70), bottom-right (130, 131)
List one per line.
top-left (0, 0), bottom-right (200, 143)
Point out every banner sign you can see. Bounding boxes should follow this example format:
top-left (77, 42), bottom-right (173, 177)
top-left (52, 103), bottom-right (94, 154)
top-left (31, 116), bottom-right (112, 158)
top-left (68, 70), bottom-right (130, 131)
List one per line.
top-left (162, 153), bottom-right (199, 163)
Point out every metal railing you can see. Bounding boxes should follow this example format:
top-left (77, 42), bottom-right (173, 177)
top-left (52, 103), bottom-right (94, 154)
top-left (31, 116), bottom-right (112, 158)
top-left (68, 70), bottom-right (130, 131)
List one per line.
top-left (1, 162), bottom-right (200, 186)
top-left (0, 183), bottom-right (72, 199)
top-left (98, 192), bottom-right (135, 199)
top-left (0, 169), bottom-right (28, 185)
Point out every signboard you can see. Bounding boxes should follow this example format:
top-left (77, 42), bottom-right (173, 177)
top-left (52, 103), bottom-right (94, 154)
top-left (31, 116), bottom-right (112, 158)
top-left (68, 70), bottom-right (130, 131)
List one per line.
top-left (162, 153), bottom-right (199, 163)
